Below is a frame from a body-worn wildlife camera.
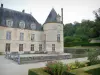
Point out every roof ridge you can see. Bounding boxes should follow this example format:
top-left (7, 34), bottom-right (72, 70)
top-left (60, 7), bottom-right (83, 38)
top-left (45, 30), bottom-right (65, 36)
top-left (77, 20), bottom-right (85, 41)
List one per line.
top-left (3, 7), bottom-right (31, 16)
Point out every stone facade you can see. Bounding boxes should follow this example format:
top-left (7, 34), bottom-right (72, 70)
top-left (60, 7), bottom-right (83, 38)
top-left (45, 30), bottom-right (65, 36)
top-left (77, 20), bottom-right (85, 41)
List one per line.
top-left (0, 4), bottom-right (64, 54)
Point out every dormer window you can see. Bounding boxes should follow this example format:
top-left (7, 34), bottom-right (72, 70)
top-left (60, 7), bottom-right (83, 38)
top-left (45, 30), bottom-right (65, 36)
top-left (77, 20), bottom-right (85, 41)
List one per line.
top-left (56, 14), bottom-right (61, 22)
top-left (6, 19), bottom-right (13, 27)
top-left (19, 21), bottom-right (25, 29)
top-left (31, 23), bottom-right (36, 30)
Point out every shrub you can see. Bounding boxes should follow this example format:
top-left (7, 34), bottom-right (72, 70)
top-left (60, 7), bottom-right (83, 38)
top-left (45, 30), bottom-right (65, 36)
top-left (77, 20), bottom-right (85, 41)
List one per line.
top-left (0, 52), bottom-right (3, 55)
top-left (28, 68), bottom-right (50, 75)
top-left (81, 42), bottom-right (100, 46)
top-left (68, 60), bottom-right (86, 70)
top-left (45, 61), bottom-right (68, 75)
top-left (87, 49), bottom-right (100, 65)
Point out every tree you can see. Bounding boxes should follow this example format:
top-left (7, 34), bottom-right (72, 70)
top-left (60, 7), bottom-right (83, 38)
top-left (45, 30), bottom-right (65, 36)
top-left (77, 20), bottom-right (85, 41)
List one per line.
top-left (64, 23), bottom-right (75, 36)
top-left (93, 8), bottom-right (100, 37)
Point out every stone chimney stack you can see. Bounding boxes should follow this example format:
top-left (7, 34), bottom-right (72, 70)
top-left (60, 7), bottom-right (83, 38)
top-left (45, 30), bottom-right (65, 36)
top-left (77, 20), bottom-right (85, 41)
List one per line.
top-left (22, 10), bottom-right (25, 13)
top-left (1, 3), bottom-right (3, 8)
top-left (61, 8), bottom-right (63, 24)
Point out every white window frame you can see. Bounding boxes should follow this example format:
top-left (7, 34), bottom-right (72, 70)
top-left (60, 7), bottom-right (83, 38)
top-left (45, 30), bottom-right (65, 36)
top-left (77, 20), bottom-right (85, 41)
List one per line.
top-left (39, 44), bottom-right (42, 51)
top-left (6, 31), bottom-right (11, 40)
top-left (57, 34), bottom-right (60, 42)
top-left (31, 23), bottom-right (36, 30)
top-left (52, 44), bottom-right (55, 51)
top-left (6, 19), bottom-right (13, 27)
top-left (31, 34), bottom-right (35, 41)
top-left (19, 21), bottom-right (25, 29)
top-left (31, 44), bottom-right (34, 51)
top-left (20, 33), bottom-right (24, 41)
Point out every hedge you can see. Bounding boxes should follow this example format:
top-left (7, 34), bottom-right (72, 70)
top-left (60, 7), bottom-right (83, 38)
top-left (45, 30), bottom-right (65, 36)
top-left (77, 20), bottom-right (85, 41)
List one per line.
top-left (81, 43), bottom-right (100, 46)
top-left (28, 68), bottom-right (74, 75)
top-left (64, 42), bottom-right (100, 47)
top-left (28, 68), bottom-right (50, 75)
top-left (86, 68), bottom-right (100, 75)
top-left (71, 64), bottom-right (100, 75)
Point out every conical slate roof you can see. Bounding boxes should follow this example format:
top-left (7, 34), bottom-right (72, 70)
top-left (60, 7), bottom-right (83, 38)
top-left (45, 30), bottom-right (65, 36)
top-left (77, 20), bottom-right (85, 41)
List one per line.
top-left (45, 8), bottom-right (58, 23)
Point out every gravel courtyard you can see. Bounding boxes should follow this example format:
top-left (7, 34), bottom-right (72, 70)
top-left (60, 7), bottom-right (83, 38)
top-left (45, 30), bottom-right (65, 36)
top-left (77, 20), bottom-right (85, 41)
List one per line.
top-left (0, 55), bottom-right (88, 75)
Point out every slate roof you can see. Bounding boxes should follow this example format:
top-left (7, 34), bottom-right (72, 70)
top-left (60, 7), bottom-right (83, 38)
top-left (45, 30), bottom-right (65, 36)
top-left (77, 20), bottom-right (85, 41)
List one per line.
top-left (44, 8), bottom-right (61, 24)
top-left (0, 7), bottom-right (42, 31)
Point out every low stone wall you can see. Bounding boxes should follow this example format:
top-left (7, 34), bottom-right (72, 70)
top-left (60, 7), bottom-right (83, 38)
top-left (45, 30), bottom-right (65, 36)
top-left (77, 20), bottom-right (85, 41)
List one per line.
top-left (5, 53), bottom-right (72, 64)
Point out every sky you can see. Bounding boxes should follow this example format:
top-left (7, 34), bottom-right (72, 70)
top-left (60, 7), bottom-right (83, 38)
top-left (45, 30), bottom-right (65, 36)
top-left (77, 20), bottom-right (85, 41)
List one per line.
top-left (0, 0), bottom-right (100, 24)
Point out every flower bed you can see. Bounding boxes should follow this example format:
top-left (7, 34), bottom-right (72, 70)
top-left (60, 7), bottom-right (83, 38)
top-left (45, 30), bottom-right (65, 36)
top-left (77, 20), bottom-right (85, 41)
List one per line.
top-left (28, 61), bottom-right (87, 75)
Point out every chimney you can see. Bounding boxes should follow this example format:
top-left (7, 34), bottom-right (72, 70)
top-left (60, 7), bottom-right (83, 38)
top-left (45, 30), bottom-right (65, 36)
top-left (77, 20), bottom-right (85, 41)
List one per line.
top-left (1, 3), bottom-right (3, 8)
top-left (61, 8), bottom-right (63, 24)
top-left (22, 10), bottom-right (25, 13)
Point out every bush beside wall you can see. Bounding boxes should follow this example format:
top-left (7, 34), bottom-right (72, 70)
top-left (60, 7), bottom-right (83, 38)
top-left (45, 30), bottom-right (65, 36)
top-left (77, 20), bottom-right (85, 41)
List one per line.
top-left (71, 64), bottom-right (100, 75)
top-left (28, 68), bottom-right (50, 75)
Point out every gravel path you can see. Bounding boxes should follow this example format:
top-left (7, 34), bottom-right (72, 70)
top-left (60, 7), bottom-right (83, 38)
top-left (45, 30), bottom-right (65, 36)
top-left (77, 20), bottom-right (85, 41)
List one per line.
top-left (0, 55), bottom-right (88, 75)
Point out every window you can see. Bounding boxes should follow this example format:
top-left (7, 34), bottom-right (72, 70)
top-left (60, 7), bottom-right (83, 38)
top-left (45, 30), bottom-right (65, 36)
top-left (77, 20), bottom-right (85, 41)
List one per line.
top-left (57, 34), bottom-right (60, 42)
top-left (52, 44), bottom-right (55, 51)
top-left (19, 21), bottom-right (25, 29)
top-left (56, 15), bottom-right (61, 22)
top-left (6, 31), bottom-right (11, 40)
top-left (5, 43), bottom-right (10, 52)
top-left (31, 44), bottom-right (34, 51)
top-left (39, 44), bottom-right (42, 51)
top-left (20, 33), bottom-right (24, 41)
top-left (6, 19), bottom-right (13, 27)
top-left (31, 23), bottom-right (36, 30)
top-left (19, 44), bottom-right (23, 51)
top-left (31, 34), bottom-right (35, 41)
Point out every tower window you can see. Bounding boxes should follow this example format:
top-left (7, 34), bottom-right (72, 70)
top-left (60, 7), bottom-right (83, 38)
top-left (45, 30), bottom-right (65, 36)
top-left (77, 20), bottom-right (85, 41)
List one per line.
top-left (39, 44), bottom-right (42, 51)
top-left (52, 44), bottom-right (55, 51)
top-left (57, 34), bottom-right (60, 42)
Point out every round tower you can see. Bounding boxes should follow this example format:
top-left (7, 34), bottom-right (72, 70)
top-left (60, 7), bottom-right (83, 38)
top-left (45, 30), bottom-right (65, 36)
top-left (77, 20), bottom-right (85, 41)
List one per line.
top-left (43, 8), bottom-right (64, 53)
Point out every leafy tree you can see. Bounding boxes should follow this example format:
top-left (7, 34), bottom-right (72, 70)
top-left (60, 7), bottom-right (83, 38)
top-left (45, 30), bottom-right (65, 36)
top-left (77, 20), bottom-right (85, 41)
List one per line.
top-left (64, 23), bottom-right (75, 36)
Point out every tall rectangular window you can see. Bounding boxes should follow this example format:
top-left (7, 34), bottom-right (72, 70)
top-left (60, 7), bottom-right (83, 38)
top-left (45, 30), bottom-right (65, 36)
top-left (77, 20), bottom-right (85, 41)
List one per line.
top-left (39, 44), bottom-right (42, 51)
top-left (19, 44), bottom-right (23, 51)
top-left (52, 44), bottom-right (55, 51)
top-left (20, 33), bottom-right (24, 41)
top-left (5, 43), bottom-right (10, 52)
top-left (6, 31), bottom-right (11, 40)
top-left (31, 34), bottom-right (35, 41)
top-left (31, 44), bottom-right (34, 51)
top-left (57, 34), bottom-right (60, 42)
